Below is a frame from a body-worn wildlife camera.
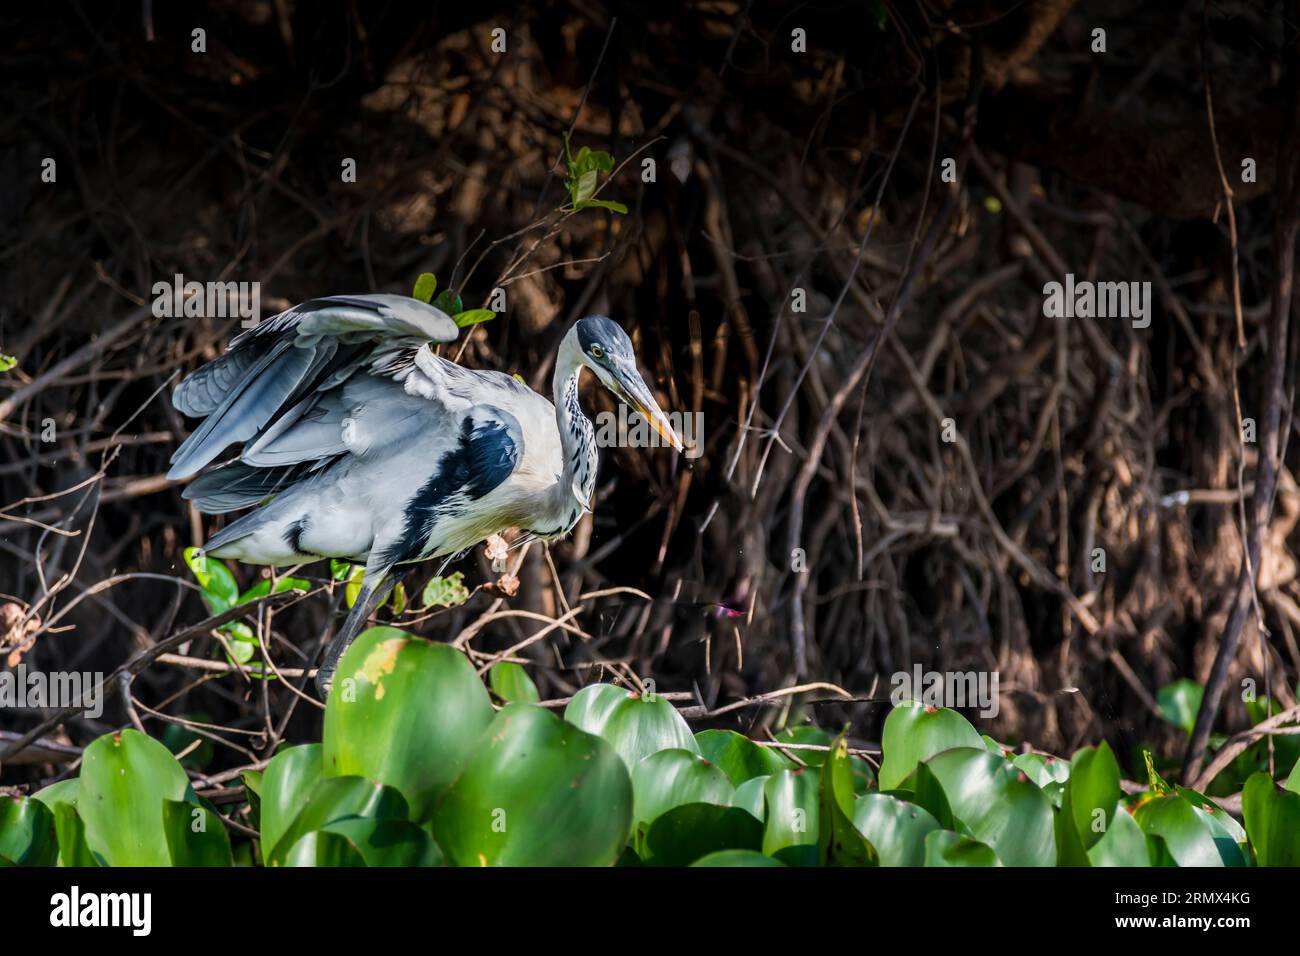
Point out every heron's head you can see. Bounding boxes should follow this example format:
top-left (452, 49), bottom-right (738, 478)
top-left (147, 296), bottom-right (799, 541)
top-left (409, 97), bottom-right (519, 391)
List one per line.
top-left (574, 315), bottom-right (683, 453)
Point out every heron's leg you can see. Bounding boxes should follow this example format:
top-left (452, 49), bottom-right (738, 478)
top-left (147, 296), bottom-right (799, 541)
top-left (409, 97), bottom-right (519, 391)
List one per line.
top-left (314, 570), bottom-right (400, 698)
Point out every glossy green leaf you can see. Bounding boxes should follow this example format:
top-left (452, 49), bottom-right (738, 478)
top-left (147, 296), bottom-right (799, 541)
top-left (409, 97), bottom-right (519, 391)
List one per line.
top-left (51, 802), bottom-right (99, 867)
top-left (452, 309), bottom-right (496, 328)
top-left (319, 818), bottom-right (444, 867)
top-left (1133, 794), bottom-right (1223, 867)
top-left (184, 546), bottom-right (239, 614)
top-left (642, 804), bottom-right (764, 866)
top-left (1085, 804), bottom-right (1151, 866)
top-left (631, 749), bottom-right (733, 832)
top-left (282, 830), bottom-right (368, 867)
top-left (564, 683), bottom-right (698, 769)
top-left (268, 776), bottom-right (409, 865)
top-left (924, 830), bottom-right (1001, 867)
top-left (433, 704), bottom-right (632, 866)
top-left (433, 289), bottom-right (463, 315)
top-left (774, 725), bottom-right (832, 765)
top-left (923, 747), bottom-right (1056, 866)
top-left (761, 768), bottom-right (820, 856)
top-left (1242, 771), bottom-right (1300, 866)
top-left (488, 661), bottom-right (540, 704)
top-left (690, 849), bottom-right (784, 867)
top-left (851, 793), bottom-right (941, 867)
top-left (1156, 679), bottom-right (1203, 734)
top-left (78, 729), bottom-right (194, 866)
top-left (733, 775), bottom-right (768, 820)
top-left (32, 778), bottom-right (78, 811)
top-left (878, 702), bottom-right (983, 790)
top-left (162, 799), bottom-right (233, 866)
top-left (818, 731), bottom-right (878, 866)
top-left (412, 272), bottom-right (437, 303)
top-left (259, 744), bottom-right (324, 856)
top-left (1055, 742), bottom-right (1121, 865)
top-left (323, 628), bottom-right (494, 820)
top-left (695, 729), bottom-right (790, 784)
top-left (0, 796), bottom-right (57, 866)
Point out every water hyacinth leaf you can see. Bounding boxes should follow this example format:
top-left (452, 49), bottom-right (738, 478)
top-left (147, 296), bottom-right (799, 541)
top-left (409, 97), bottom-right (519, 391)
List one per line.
top-left (563, 683), bottom-right (698, 769)
top-left (690, 849), bottom-right (785, 867)
top-left (1012, 753), bottom-right (1070, 789)
top-left (52, 802), bottom-right (99, 867)
top-left (432, 704), bottom-right (632, 866)
top-left (488, 661), bottom-right (540, 704)
top-left (32, 778), bottom-right (79, 811)
top-left (282, 830), bottom-right (368, 867)
top-left (923, 748), bottom-right (1057, 866)
top-left (1156, 679), bottom-right (1204, 734)
top-left (1056, 742), bottom-right (1121, 864)
top-left (411, 272), bottom-right (437, 303)
top-left (694, 730), bottom-right (791, 784)
top-left (878, 702), bottom-right (983, 790)
top-left (1242, 771), bottom-right (1300, 866)
top-left (241, 769), bottom-right (262, 832)
top-left (319, 818), bottom-right (444, 867)
top-left (851, 793), bottom-right (941, 867)
top-left (259, 744), bottom-right (324, 856)
top-left (733, 776), bottom-right (768, 821)
top-left (78, 729), bottom-right (195, 866)
top-left (924, 830), bottom-right (1001, 867)
top-left (323, 628), bottom-right (494, 821)
top-left (0, 796), bottom-right (57, 866)
top-left (269, 776), bottom-right (409, 866)
top-left (818, 732), bottom-right (878, 866)
top-left (642, 804), bottom-right (764, 866)
top-left (1085, 804), bottom-right (1150, 867)
top-left (774, 725), bottom-right (832, 765)
top-left (631, 749), bottom-right (734, 832)
top-left (898, 760), bottom-right (955, 831)
top-left (1133, 794), bottom-right (1223, 867)
top-left (761, 768), bottom-right (820, 856)
top-left (1288, 755), bottom-right (1300, 794)
top-left (162, 799), bottom-right (233, 866)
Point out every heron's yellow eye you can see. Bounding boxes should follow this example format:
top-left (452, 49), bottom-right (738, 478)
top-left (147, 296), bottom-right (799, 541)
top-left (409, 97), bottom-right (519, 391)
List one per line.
top-left (590, 345), bottom-right (604, 359)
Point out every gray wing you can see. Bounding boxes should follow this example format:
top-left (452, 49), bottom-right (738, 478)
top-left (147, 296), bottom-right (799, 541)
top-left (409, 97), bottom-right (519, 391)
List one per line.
top-left (168, 294), bottom-right (458, 482)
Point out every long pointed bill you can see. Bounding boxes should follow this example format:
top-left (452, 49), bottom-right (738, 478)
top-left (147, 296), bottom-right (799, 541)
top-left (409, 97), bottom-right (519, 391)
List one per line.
top-left (615, 365), bottom-right (683, 453)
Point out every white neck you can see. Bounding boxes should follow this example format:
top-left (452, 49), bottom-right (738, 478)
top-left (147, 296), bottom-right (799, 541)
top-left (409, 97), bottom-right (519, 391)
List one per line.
top-left (552, 329), bottom-right (598, 514)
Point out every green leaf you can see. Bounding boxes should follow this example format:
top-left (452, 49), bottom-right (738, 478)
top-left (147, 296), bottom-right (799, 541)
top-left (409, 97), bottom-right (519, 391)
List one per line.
top-left (323, 627), bottom-right (494, 820)
top-left (564, 683), bottom-right (699, 769)
top-left (51, 802), bottom-right (99, 867)
top-left (452, 309), bottom-right (496, 328)
top-left (319, 818), bottom-right (444, 867)
top-left (78, 729), bottom-right (194, 866)
top-left (330, 559), bottom-right (353, 581)
top-left (344, 565), bottom-right (365, 608)
top-left (631, 749), bottom-right (734, 833)
top-left (412, 272), bottom-right (437, 303)
top-left (1055, 742), bottom-right (1121, 865)
top-left (761, 768), bottom-right (820, 856)
top-left (574, 199), bottom-right (628, 214)
top-left (818, 731), bottom-right (878, 866)
top-left (733, 775), bottom-right (768, 820)
top-left (32, 778), bottom-right (79, 813)
top-left (259, 744), bottom-right (324, 857)
top-left (1157, 679), bottom-right (1203, 734)
top-left (1242, 771), bottom-right (1300, 866)
top-left (268, 776), bottom-right (409, 866)
top-left (241, 769), bottom-right (262, 832)
top-left (923, 747), bottom-right (1057, 866)
top-left (432, 704), bottom-right (633, 866)
top-left (433, 289), bottom-right (463, 315)
top-left (162, 799), bottom-right (233, 866)
top-left (690, 849), bottom-right (784, 867)
top-left (641, 804), bottom-right (764, 866)
top-left (420, 571), bottom-right (470, 609)
top-left (281, 829), bottom-right (368, 867)
top-left (0, 353), bottom-right (17, 372)
top-left (488, 661), bottom-right (540, 704)
top-left (0, 796), bottom-right (57, 866)
top-left (877, 702), bottom-right (983, 790)
top-left (774, 725), bottom-right (832, 765)
top-left (184, 546), bottom-right (239, 614)
top-left (1143, 749), bottom-right (1174, 795)
top-left (924, 830), bottom-right (1001, 867)
top-left (1133, 794), bottom-right (1223, 867)
top-left (851, 793), bottom-right (941, 867)
top-left (1086, 803), bottom-right (1151, 866)
top-left (694, 729), bottom-right (791, 784)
